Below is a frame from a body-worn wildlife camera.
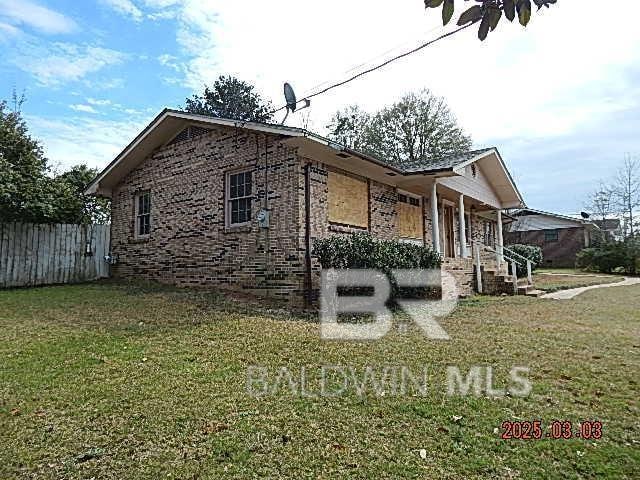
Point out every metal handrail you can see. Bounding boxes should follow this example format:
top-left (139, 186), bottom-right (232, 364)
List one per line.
top-left (502, 245), bottom-right (531, 264)
top-left (499, 243), bottom-right (534, 286)
top-left (471, 240), bottom-right (523, 266)
top-left (471, 240), bottom-right (534, 292)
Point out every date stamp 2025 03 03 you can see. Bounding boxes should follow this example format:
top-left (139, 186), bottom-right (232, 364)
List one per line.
top-left (500, 420), bottom-right (603, 440)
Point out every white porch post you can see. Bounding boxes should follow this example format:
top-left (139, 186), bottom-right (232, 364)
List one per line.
top-left (431, 181), bottom-right (441, 253)
top-left (458, 194), bottom-right (467, 258)
top-left (497, 209), bottom-right (504, 263)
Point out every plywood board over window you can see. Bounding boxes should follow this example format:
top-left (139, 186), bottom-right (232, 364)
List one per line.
top-left (327, 171), bottom-right (368, 228)
top-left (398, 193), bottom-right (424, 240)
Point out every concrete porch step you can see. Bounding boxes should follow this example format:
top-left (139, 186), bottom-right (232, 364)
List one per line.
top-left (526, 289), bottom-right (546, 297)
top-left (517, 285), bottom-right (545, 297)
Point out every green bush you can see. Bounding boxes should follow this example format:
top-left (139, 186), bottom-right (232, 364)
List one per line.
top-left (576, 240), bottom-right (639, 274)
top-left (505, 244), bottom-right (543, 277)
top-left (312, 232), bottom-right (442, 299)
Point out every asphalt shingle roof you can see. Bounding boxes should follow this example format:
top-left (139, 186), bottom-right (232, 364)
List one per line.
top-left (399, 148), bottom-right (496, 173)
top-left (166, 110), bottom-right (495, 175)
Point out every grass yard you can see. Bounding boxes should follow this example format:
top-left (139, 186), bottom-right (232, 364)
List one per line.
top-left (1, 281), bottom-right (639, 479)
top-left (531, 272), bottom-right (623, 293)
top-left (535, 268), bottom-right (592, 275)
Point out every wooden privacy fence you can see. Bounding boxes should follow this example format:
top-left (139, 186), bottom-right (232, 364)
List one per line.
top-left (0, 223), bottom-right (110, 288)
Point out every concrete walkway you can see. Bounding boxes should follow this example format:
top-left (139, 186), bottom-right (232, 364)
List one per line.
top-left (541, 277), bottom-right (640, 300)
top-left (537, 272), bottom-right (614, 278)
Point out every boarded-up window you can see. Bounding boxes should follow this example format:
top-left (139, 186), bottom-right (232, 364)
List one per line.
top-left (398, 193), bottom-right (423, 239)
top-left (327, 171), bottom-right (368, 228)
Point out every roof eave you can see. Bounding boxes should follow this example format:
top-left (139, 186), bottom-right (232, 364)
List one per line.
top-left (84, 109), bottom-right (312, 197)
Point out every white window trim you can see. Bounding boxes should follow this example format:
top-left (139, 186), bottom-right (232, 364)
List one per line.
top-left (225, 168), bottom-right (253, 228)
top-left (134, 191), bottom-right (151, 239)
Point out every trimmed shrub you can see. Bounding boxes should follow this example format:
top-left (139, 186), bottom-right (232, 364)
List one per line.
top-left (576, 240), bottom-right (639, 274)
top-left (312, 232), bottom-right (442, 299)
top-left (505, 244), bottom-right (543, 277)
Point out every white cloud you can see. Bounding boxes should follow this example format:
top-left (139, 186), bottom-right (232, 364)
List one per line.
top-left (14, 43), bottom-right (126, 86)
top-left (84, 78), bottom-right (126, 90)
top-left (26, 114), bottom-right (151, 171)
top-left (100, 0), bottom-right (143, 22)
top-left (0, 21), bottom-right (21, 39)
top-left (0, 0), bottom-right (77, 34)
top-left (158, 53), bottom-right (181, 71)
top-left (70, 104), bottom-right (98, 114)
top-left (87, 98), bottom-right (113, 106)
top-left (143, 0), bottom-right (181, 9)
top-left (146, 10), bottom-right (177, 21)
top-left (146, 0), bottom-right (640, 146)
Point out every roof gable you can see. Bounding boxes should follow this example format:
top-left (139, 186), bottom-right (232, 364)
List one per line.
top-left (85, 109), bottom-right (524, 210)
top-left (508, 208), bottom-right (596, 232)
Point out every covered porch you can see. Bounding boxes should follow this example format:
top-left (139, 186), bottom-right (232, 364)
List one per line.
top-left (392, 149), bottom-right (531, 296)
top-left (287, 134), bottom-right (528, 296)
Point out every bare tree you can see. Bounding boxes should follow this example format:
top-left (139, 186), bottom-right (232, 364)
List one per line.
top-left (586, 182), bottom-right (615, 223)
top-left (612, 155), bottom-right (640, 238)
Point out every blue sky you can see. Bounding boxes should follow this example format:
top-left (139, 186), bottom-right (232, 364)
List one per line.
top-left (1, 0), bottom-right (639, 215)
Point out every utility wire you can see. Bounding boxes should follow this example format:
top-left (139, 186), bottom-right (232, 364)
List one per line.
top-left (300, 23), bottom-right (445, 99)
top-left (272, 20), bottom-right (479, 115)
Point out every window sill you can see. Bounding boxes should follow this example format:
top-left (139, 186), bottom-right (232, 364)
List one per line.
top-left (130, 236), bottom-right (150, 244)
top-left (328, 223), bottom-right (368, 235)
top-left (225, 225), bottom-right (252, 234)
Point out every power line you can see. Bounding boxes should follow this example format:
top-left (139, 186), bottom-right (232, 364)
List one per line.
top-left (272, 20), bottom-right (479, 115)
top-left (299, 24), bottom-right (445, 99)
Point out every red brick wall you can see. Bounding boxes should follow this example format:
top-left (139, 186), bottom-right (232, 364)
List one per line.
top-left (110, 126), bottom-right (493, 303)
top-left (110, 126), bottom-right (307, 303)
top-left (504, 227), bottom-right (585, 268)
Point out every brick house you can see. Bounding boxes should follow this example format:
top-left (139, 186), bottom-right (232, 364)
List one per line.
top-left (504, 208), bottom-right (600, 268)
top-left (86, 109), bottom-right (525, 305)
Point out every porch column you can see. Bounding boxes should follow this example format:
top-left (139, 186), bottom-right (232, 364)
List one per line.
top-left (497, 209), bottom-right (504, 262)
top-left (458, 194), bottom-right (467, 258)
top-left (431, 181), bottom-right (441, 253)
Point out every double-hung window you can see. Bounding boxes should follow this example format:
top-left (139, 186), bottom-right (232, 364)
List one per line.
top-left (544, 229), bottom-right (559, 242)
top-left (135, 192), bottom-right (151, 238)
top-left (227, 170), bottom-right (253, 226)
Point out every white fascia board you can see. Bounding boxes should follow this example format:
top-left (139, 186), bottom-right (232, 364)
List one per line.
top-left (84, 110), bottom-right (311, 196)
top-left (453, 148), bottom-right (525, 208)
top-left (451, 148), bottom-right (499, 174)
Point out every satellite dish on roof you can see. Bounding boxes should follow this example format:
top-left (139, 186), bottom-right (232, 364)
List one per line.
top-left (280, 82), bottom-right (311, 125)
top-left (284, 83), bottom-right (297, 112)
top-left (581, 211), bottom-right (590, 219)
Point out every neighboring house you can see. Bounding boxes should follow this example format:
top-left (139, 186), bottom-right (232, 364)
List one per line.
top-left (504, 208), bottom-right (600, 268)
top-left (86, 109), bottom-right (525, 305)
top-left (592, 218), bottom-right (622, 242)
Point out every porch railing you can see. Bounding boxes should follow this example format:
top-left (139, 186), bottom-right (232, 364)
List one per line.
top-left (471, 240), bottom-right (532, 294)
top-left (502, 245), bottom-right (534, 285)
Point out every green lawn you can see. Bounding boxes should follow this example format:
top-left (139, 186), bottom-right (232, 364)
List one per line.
top-left (1, 282), bottom-right (639, 479)
top-left (532, 272), bottom-right (622, 293)
top-left (535, 268), bottom-right (591, 275)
